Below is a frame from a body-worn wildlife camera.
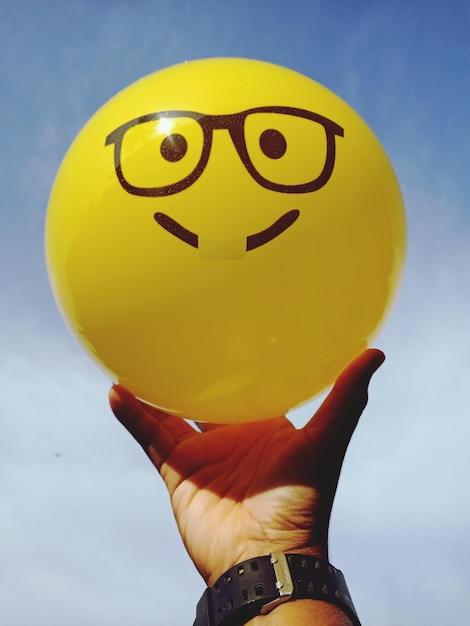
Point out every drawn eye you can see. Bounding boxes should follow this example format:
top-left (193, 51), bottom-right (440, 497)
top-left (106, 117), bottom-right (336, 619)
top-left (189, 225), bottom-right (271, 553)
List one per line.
top-left (245, 112), bottom-right (333, 188)
top-left (259, 129), bottom-right (287, 159)
top-left (160, 133), bottom-right (188, 162)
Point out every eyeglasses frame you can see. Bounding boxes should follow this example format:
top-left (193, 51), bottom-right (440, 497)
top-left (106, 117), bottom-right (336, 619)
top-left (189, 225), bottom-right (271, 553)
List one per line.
top-left (105, 106), bottom-right (344, 197)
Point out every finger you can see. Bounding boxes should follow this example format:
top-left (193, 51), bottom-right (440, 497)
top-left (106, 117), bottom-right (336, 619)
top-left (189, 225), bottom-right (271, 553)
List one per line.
top-left (304, 349), bottom-right (385, 451)
top-left (134, 397), bottom-right (200, 442)
top-left (109, 385), bottom-right (196, 469)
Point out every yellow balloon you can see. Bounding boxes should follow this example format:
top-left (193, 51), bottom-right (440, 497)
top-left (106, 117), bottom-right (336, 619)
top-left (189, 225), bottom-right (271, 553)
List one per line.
top-left (45, 58), bottom-right (406, 423)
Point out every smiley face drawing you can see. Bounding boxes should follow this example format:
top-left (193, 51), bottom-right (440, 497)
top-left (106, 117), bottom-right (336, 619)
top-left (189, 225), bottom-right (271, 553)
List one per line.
top-left (104, 105), bottom-right (343, 259)
top-left (46, 58), bottom-right (406, 423)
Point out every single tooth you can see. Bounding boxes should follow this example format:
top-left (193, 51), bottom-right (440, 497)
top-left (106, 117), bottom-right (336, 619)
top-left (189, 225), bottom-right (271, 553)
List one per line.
top-left (198, 236), bottom-right (246, 260)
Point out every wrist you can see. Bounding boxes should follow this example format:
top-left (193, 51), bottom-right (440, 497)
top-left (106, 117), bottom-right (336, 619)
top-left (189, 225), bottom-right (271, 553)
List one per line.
top-left (206, 544), bottom-right (328, 588)
top-left (193, 552), bottom-right (360, 626)
top-left (246, 599), bottom-right (354, 625)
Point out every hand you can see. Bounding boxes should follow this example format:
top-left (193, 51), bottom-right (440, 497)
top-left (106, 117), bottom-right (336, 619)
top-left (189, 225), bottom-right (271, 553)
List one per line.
top-left (109, 349), bottom-right (384, 587)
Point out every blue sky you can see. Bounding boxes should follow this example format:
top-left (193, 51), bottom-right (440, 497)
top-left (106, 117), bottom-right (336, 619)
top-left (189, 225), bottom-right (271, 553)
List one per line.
top-left (1, 1), bottom-right (470, 624)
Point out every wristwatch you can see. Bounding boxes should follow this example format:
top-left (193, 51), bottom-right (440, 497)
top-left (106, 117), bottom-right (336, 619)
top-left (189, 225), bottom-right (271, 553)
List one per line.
top-left (193, 552), bottom-right (361, 626)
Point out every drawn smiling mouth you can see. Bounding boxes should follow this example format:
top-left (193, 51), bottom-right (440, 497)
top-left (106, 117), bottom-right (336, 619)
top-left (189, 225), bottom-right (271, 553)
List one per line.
top-left (153, 209), bottom-right (300, 259)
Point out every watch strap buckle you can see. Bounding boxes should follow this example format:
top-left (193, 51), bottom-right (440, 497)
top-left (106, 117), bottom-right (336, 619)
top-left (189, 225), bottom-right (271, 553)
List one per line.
top-left (259, 551), bottom-right (294, 614)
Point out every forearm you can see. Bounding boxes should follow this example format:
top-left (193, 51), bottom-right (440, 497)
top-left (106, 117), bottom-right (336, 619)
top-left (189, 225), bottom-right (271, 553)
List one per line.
top-left (247, 599), bottom-right (354, 626)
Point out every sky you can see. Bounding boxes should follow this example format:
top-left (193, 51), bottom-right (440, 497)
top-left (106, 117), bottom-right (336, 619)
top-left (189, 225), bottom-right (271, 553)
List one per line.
top-left (1, 1), bottom-right (470, 624)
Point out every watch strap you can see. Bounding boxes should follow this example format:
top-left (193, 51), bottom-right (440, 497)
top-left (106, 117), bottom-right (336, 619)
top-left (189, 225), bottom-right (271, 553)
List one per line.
top-left (193, 552), bottom-right (361, 626)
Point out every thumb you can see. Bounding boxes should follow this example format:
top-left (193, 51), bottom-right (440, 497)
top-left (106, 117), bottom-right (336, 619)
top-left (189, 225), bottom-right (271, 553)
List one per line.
top-left (304, 349), bottom-right (385, 453)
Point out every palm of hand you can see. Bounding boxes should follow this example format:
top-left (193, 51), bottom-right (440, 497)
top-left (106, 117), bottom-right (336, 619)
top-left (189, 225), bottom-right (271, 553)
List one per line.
top-left (150, 416), bottom-right (339, 585)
